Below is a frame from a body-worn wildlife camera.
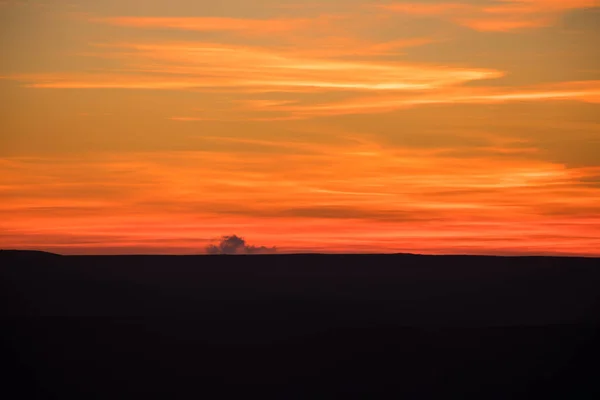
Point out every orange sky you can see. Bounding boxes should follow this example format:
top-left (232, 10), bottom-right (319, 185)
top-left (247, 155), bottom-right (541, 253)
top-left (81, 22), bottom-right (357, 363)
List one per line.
top-left (1, 0), bottom-right (599, 255)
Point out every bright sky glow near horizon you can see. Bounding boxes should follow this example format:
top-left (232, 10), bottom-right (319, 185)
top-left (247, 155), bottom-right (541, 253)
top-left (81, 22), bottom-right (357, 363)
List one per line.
top-left (1, 0), bottom-right (599, 255)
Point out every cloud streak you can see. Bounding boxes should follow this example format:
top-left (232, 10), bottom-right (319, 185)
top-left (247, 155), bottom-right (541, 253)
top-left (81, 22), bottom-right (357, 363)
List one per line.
top-left (272, 80), bottom-right (600, 117)
top-left (4, 42), bottom-right (503, 93)
top-left (1, 0), bottom-right (599, 256)
top-left (2, 144), bottom-right (599, 255)
top-left (6, 38), bottom-right (598, 121)
top-left (381, 0), bottom-right (600, 31)
top-left (93, 15), bottom-right (339, 35)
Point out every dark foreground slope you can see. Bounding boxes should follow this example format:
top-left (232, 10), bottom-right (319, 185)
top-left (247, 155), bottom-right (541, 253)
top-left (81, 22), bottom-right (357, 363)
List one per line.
top-left (1, 253), bottom-right (599, 398)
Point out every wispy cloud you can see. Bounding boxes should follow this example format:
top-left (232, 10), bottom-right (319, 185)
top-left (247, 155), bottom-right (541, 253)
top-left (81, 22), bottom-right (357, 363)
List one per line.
top-left (381, 0), bottom-right (600, 31)
top-left (91, 11), bottom-right (443, 56)
top-left (274, 80), bottom-right (600, 117)
top-left (92, 15), bottom-right (339, 35)
top-left (3, 41), bottom-right (503, 92)
top-left (8, 48), bottom-right (599, 120)
top-left (3, 38), bottom-right (599, 123)
top-left (2, 0), bottom-right (599, 256)
top-left (2, 145), bottom-right (599, 255)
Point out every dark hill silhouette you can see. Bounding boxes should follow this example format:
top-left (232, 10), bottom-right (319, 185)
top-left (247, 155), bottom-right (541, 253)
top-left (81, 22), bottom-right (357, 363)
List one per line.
top-left (0, 249), bottom-right (62, 258)
top-left (1, 252), bottom-right (599, 398)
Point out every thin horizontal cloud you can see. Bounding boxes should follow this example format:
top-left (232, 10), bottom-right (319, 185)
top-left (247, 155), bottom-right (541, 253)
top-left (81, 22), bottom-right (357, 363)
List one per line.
top-left (88, 9), bottom-right (441, 58)
top-left (2, 141), bottom-right (600, 255)
top-left (170, 79), bottom-right (600, 121)
top-left (381, 0), bottom-right (600, 31)
top-left (277, 80), bottom-right (600, 116)
top-left (457, 18), bottom-right (552, 32)
top-left (3, 42), bottom-right (504, 93)
top-left (92, 15), bottom-right (340, 35)
top-left (380, 2), bottom-right (470, 15)
top-left (268, 35), bottom-right (442, 58)
top-left (170, 116), bottom-right (306, 122)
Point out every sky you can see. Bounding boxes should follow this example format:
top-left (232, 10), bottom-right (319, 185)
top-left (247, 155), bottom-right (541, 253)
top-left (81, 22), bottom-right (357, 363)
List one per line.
top-left (1, 0), bottom-right (599, 255)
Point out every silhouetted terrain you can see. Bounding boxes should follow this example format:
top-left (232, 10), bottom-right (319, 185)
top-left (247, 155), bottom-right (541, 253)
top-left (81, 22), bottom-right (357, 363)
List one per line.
top-left (0, 249), bottom-right (62, 258)
top-left (2, 252), bottom-right (599, 398)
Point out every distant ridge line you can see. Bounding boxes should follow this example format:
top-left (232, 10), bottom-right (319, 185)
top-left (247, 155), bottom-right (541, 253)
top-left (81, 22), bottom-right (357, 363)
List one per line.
top-left (0, 250), bottom-right (63, 257)
top-left (0, 250), bottom-right (598, 259)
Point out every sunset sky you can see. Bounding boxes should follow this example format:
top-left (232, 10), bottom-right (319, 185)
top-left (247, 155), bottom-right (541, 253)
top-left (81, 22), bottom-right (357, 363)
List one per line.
top-left (1, 0), bottom-right (599, 255)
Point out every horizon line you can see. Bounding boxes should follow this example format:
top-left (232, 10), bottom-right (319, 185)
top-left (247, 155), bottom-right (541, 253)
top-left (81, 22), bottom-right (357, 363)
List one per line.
top-left (1, 249), bottom-right (598, 259)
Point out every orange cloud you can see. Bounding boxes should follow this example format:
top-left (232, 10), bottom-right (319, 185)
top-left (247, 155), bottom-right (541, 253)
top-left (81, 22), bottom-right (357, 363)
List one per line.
top-left (6, 42), bottom-right (599, 122)
top-left (87, 9), bottom-right (444, 58)
top-left (2, 1), bottom-right (598, 257)
top-left (381, 2), bottom-right (469, 15)
top-left (276, 80), bottom-right (600, 117)
top-left (2, 141), bottom-right (600, 255)
top-left (3, 42), bottom-right (503, 93)
top-left (457, 16), bottom-right (554, 31)
top-left (382, 0), bottom-right (600, 31)
top-left (267, 35), bottom-right (442, 58)
top-left (93, 15), bottom-right (338, 35)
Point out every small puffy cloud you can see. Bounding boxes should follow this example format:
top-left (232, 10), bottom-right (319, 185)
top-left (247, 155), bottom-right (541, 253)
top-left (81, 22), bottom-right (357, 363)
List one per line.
top-left (205, 235), bottom-right (277, 255)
